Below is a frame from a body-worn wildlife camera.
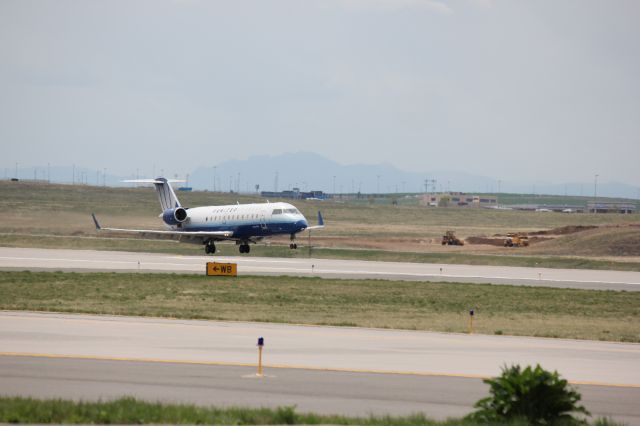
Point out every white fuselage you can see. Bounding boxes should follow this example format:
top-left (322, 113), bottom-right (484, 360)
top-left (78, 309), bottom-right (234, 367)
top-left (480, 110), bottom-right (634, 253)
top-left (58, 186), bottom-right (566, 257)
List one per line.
top-left (171, 202), bottom-right (309, 239)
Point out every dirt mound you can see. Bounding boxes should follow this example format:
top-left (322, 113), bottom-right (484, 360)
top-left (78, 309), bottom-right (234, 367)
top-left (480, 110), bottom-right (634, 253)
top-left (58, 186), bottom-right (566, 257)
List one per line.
top-left (528, 227), bottom-right (640, 257)
top-left (529, 225), bottom-right (598, 236)
top-left (466, 237), bottom-right (505, 246)
top-left (466, 236), bottom-right (550, 246)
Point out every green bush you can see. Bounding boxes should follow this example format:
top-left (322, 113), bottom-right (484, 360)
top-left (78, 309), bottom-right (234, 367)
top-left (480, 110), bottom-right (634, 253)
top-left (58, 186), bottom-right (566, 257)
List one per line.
top-left (469, 364), bottom-right (589, 425)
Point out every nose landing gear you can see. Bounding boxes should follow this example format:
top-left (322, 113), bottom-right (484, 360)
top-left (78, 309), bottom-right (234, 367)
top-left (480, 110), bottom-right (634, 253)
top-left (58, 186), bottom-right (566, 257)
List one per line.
top-left (289, 234), bottom-right (298, 249)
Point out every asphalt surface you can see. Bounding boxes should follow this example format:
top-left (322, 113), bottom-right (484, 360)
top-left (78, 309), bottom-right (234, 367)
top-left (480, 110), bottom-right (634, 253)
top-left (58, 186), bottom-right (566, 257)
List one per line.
top-left (1, 247), bottom-right (640, 290)
top-left (3, 356), bottom-right (639, 424)
top-left (0, 356), bottom-right (489, 419)
top-left (1, 312), bottom-right (639, 423)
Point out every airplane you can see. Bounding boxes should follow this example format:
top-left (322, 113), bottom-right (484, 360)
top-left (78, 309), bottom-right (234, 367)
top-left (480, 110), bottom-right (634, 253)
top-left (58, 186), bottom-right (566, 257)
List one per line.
top-left (91, 177), bottom-right (324, 254)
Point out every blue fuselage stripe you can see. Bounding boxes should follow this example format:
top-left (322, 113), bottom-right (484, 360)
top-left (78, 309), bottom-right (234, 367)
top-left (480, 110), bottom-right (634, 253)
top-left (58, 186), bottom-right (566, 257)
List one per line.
top-left (183, 221), bottom-right (306, 238)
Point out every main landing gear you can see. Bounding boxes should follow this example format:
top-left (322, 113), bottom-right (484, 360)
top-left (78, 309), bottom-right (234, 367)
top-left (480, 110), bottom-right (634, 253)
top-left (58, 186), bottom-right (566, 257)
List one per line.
top-left (239, 243), bottom-right (251, 254)
top-left (204, 241), bottom-right (216, 255)
top-left (289, 234), bottom-right (298, 250)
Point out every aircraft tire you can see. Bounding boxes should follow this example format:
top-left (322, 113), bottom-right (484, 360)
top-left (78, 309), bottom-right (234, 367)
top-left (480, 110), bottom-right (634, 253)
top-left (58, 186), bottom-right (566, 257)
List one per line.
top-left (205, 242), bottom-right (216, 254)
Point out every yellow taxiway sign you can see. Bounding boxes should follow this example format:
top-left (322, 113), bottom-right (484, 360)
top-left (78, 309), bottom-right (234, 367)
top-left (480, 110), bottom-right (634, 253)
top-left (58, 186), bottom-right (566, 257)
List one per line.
top-left (206, 262), bottom-right (237, 277)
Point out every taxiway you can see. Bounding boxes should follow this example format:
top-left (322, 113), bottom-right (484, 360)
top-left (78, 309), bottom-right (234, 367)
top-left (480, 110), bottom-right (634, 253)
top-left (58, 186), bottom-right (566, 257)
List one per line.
top-left (1, 312), bottom-right (639, 423)
top-left (1, 247), bottom-right (639, 290)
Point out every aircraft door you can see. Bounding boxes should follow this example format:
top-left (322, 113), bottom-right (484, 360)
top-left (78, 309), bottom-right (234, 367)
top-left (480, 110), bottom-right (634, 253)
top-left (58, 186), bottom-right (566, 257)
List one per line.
top-left (259, 212), bottom-right (268, 232)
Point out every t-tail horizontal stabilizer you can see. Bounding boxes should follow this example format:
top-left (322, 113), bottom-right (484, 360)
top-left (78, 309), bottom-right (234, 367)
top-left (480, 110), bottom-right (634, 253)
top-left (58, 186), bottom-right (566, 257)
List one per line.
top-left (123, 177), bottom-right (186, 212)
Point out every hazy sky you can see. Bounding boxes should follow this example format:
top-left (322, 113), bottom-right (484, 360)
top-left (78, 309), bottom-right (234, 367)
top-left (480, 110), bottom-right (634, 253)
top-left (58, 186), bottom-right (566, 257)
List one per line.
top-left (1, 0), bottom-right (638, 186)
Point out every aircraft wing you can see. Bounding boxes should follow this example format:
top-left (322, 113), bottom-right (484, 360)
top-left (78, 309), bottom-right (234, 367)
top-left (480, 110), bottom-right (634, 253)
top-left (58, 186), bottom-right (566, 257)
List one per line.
top-left (305, 211), bottom-right (325, 231)
top-left (91, 214), bottom-right (234, 242)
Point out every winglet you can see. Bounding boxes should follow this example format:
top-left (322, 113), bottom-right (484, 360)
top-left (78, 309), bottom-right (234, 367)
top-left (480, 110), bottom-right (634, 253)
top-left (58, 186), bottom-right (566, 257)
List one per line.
top-left (306, 211), bottom-right (325, 231)
top-left (91, 213), bottom-right (101, 230)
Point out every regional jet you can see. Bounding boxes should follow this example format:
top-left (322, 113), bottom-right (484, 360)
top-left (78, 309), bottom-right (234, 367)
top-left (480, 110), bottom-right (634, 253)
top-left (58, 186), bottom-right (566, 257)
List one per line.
top-left (91, 178), bottom-right (324, 254)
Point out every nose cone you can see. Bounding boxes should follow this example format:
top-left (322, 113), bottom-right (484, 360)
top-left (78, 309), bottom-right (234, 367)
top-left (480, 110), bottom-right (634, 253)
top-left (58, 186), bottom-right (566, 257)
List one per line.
top-left (296, 219), bottom-right (308, 231)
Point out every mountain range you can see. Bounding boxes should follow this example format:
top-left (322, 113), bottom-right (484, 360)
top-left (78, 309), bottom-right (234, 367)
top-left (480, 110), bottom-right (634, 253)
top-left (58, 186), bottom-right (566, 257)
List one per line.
top-left (5, 152), bottom-right (639, 199)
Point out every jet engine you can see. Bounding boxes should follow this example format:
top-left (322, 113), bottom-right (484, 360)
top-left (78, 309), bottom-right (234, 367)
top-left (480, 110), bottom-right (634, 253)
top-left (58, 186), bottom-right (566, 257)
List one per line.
top-left (162, 207), bottom-right (188, 225)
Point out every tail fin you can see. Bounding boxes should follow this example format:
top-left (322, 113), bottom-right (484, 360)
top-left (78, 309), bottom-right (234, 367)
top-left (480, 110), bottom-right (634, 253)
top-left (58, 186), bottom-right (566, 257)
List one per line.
top-left (153, 177), bottom-right (182, 211)
top-left (123, 177), bottom-right (183, 211)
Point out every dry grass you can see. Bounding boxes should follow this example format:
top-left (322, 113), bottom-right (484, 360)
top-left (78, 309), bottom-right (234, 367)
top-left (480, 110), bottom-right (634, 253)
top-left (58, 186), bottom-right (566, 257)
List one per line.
top-left (1, 180), bottom-right (639, 262)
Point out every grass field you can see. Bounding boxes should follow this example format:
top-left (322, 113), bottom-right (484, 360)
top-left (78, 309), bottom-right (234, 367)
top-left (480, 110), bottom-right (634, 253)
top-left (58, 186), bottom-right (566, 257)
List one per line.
top-left (2, 271), bottom-right (638, 342)
top-left (0, 397), bottom-right (428, 426)
top-left (1, 181), bottom-right (639, 268)
top-left (0, 396), bottom-right (619, 426)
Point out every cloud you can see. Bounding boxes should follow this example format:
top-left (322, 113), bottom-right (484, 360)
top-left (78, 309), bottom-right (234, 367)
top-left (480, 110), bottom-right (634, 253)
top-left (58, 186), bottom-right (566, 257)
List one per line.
top-left (337, 0), bottom-right (453, 14)
top-left (466, 0), bottom-right (494, 8)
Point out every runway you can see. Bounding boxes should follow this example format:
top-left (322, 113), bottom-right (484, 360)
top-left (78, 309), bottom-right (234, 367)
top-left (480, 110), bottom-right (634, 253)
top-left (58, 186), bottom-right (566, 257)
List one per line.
top-left (1, 247), bottom-right (640, 291)
top-left (1, 312), bottom-right (639, 423)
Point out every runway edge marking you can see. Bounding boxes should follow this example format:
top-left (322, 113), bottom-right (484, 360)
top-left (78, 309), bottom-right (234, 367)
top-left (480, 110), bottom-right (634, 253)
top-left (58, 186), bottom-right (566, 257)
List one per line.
top-left (1, 352), bottom-right (639, 389)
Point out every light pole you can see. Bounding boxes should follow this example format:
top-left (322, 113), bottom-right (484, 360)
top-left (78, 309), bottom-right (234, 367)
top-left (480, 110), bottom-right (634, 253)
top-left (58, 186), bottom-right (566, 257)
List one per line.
top-left (593, 174), bottom-right (599, 214)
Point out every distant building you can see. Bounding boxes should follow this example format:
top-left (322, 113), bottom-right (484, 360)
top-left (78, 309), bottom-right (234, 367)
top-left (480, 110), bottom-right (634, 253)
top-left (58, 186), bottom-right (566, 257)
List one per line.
top-left (261, 188), bottom-right (329, 200)
top-left (586, 202), bottom-right (636, 214)
top-left (511, 204), bottom-right (585, 213)
top-left (420, 192), bottom-right (497, 208)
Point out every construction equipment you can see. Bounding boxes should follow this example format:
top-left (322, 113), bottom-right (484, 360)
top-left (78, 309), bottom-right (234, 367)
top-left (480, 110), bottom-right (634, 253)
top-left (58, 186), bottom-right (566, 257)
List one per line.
top-left (442, 230), bottom-right (464, 246)
top-left (504, 233), bottom-right (529, 247)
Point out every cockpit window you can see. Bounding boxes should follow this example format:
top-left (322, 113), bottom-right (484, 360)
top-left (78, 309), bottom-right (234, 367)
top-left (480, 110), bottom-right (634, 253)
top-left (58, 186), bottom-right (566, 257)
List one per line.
top-left (284, 208), bottom-right (299, 214)
top-left (272, 209), bottom-right (283, 215)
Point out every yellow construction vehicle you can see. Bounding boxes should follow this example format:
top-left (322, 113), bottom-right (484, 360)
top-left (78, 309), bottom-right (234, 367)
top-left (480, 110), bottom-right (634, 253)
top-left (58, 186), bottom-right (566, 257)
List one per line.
top-left (442, 230), bottom-right (464, 246)
top-left (504, 233), bottom-right (529, 247)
